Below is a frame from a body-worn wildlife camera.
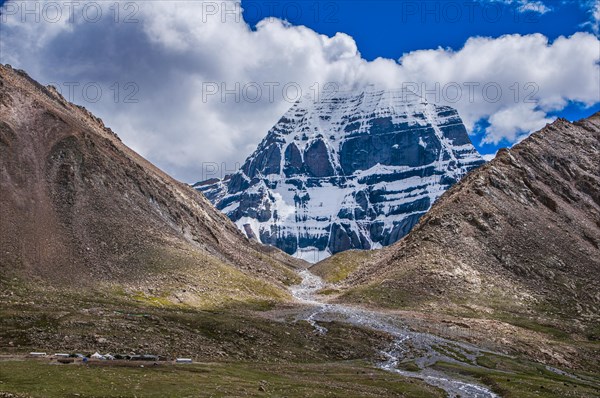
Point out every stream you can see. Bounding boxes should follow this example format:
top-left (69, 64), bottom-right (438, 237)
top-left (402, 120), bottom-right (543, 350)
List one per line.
top-left (290, 270), bottom-right (500, 398)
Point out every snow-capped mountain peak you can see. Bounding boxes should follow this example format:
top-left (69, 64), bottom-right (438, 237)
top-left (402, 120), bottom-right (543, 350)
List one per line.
top-left (196, 89), bottom-right (484, 262)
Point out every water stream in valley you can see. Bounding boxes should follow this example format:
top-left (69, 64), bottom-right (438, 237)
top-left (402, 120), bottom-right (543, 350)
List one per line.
top-left (290, 270), bottom-right (499, 398)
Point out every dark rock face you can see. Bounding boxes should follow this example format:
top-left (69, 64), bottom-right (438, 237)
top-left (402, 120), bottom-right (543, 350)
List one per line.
top-left (196, 90), bottom-right (484, 262)
top-left (284, 143), bottom-right (303, 176)
top-left (339, 125), bottom-right (441, 173)
top-left (305, 139), bottom-right (335, 177)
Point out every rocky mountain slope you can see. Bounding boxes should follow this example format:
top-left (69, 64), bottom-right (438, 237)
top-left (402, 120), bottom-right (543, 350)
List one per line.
top-left (197, 90), bottom-right (483, 262)
top-left (0, 64), bottom-right (303, 307)
top-left (317, 113), bottom-right (600, 337)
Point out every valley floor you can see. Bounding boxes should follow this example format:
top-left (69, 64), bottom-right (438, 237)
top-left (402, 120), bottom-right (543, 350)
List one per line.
top-left (0, 271), bottom-right (599, 398)
top-left (0, 358), bottom-right (445, 398)
top-left (1, 354), bottom-right (599, 398)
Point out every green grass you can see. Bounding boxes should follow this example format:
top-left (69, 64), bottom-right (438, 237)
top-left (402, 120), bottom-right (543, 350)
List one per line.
top-left (398, 361), bottom-right (420, 372)
top-left (3, 354), bottom-right (596, 398)
top-left (431, 344), bottom-right (472, 364)
top-left (0, 359), bottom-right (445, 398)
top-left (0, 284), bottom-right (398, 365)
top-left (432, 354), bottom-right (600, 398)
top-left (135, 247), bottom-right (294, 310)
top-left (311, 250), bottom-right (374, 284)
top-left (316, 287), bottom-right (341, 295)
top-left (340, 283), bottom-right (422, 309)
top-left (476, 355), bottom-right (497, 369)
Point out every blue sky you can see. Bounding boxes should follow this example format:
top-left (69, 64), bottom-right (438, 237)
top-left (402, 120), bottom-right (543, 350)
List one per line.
top-left (242, 0), bottom-right (600, 154)
top-left (0, 0), bottom-right (598, 180)
top-left (243, 1), bottom-right (595, 60)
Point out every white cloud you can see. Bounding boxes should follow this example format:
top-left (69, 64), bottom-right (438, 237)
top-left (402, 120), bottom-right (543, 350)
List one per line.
top-left (591, 0), bottom-right (600, 33)
top-left (575, 0), bottom-right (600, 33)
top-left (481, 0), bottom-right (551, 14)
top-left (485, 104), bottom-right (555, 144)
top-left (0, 1), bottom-right (598, 182)
top-left (481, 153), bottom-right (498, 162)
top-left (516, 1), bottom-right (551, 14)
top-left (396, 32), bottom-right (600, 136)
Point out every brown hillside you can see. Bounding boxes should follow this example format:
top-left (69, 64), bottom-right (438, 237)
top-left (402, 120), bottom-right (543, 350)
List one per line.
top-left (0, 64), bottom-right (304, 306)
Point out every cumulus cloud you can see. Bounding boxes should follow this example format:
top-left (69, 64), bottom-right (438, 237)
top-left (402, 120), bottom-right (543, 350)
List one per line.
top-left (397, 32), bottom-right (600, 139)
top-left (0, 0), bottom-right (598, 182)
top-left (485, 104), bottom-right (555, 144)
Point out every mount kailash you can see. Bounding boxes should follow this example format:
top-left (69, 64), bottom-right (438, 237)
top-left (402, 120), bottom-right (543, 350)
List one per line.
top-left (196, 90), bottom-right (484, 262)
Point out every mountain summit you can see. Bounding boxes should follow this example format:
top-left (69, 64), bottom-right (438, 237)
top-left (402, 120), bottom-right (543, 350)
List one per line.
top-left (197, 90), bottom-right (484, 262)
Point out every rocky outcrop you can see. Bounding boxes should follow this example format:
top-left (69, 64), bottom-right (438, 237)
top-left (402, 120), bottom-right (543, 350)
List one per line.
top-left (197, 90), bottom-right (483, 262)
